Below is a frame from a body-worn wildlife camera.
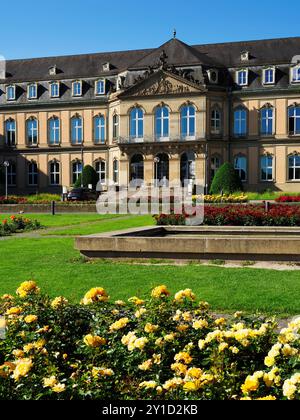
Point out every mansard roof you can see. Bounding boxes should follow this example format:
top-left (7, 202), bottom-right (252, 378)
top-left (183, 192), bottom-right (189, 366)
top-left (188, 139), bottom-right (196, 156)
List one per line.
top-left (2, 36), bottom-right (300, 83)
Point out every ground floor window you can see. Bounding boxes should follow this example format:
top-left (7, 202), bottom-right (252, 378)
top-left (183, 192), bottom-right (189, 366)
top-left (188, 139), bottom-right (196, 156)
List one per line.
top-left (7, 162), bottom-right (17, 186)
top-left (211, 156), bottom-right (221, 181)
top-left (260, 156), bottom-right (273, 182)
top-left (180, 152), bottom-right (196, 185)
top-left (154, 153), bottom-right (169, 186)
top-left (95, 160), bottom-right (106, 184)
top-left (113, 160), bottom-right (119, 184)
top-left (50, 161), bottom-right (60, 185)
top-left (28, 162), bottom-right (38, 186)
top-left (72, 161), bottom-right (82, 184)
top-left (288, 155), bottom-right (300, 181)
top-left (130, 154), bottom-right (144, 183)
top-left (234, 156), bottom-right (247, 182)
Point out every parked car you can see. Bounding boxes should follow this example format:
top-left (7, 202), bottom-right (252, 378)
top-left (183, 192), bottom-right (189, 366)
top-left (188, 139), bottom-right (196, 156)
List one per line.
top-left (67, 188), bottom-right (98, 202)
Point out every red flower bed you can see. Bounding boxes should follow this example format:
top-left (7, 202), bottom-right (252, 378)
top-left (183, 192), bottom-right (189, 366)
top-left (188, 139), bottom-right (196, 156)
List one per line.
top-left (155, 205), bottom-right (300, 226)
top-left (0, 196), bottom-right (28, 204)
top-left (276, 195), bottom-right (300, 203)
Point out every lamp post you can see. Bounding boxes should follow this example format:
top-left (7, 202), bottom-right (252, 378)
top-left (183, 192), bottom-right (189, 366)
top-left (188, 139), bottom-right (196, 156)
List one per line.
top-left (154, 157), bottom-right (160, 187)
top-left (3, 161), bottom-right (9, 200)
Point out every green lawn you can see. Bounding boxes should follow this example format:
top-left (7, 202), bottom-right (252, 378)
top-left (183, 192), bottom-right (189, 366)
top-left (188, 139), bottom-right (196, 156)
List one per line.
top-left (0, 213), bottom-right (299, 317)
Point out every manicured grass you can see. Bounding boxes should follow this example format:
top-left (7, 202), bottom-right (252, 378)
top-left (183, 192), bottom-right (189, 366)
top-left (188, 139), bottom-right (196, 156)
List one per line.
top-left (246, 191), bottom-right (300, 201)
top-left (0, 213), bottom-right (299, 316)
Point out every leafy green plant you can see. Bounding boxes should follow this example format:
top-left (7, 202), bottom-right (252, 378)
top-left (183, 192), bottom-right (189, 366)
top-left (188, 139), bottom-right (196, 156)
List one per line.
top-left (74, 166), bottom-right (98, 190)
top-left (210, 163), bottom-right (243, 195)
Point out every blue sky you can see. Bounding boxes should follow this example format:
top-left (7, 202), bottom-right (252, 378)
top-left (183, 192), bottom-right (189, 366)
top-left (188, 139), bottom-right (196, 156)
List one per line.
top-left (1, 0), bottom-right (299, 60)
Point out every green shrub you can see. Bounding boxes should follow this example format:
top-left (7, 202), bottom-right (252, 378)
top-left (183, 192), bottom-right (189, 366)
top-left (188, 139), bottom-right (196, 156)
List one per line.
top-left (210, 163), bottom-right (243, 195)
top-left (74, 166), bottom-right (98, 190)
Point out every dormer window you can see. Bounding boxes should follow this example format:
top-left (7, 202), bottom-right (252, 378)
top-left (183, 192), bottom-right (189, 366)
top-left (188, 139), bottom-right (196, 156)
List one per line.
top-left (241, 51), bottom-right (250, 62)
top-left (263, 67), bottom-right (275, 85)
top-left (72, 80), bottom-right (82, 97)
top-left (95, 79), bottom-right (105, 95)
top-left (236, 69), bottom-right (248, 86)
top-left (28, 83), bottom-right (38, 100)
top-left (49, 65), bottom-right (57, 76)
top-left (6, 85), bottom-right (16, 101)
top-left (50, 82), bottom-right (60, 98)
top-left (291, 65), bottom-right (300, 83)
top-left (207, 69), bottom-right (219, 84)
top-left (103, 62), bottom-right (111, 72)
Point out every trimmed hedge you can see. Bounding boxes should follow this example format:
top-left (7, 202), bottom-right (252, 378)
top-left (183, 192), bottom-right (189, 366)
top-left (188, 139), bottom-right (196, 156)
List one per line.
top-left (210, 163), bottom-right (243, 195)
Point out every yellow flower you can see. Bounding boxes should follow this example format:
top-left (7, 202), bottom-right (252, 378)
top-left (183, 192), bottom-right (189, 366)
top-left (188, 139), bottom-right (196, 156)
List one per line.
top-left (218, 342), bottom-right (229, 352)
top-left (215, 318), bottom-right (226, 327)
top-left (163, 378), bottom-right (183, 391)
top-left (52, 383), bottom-right (66, 393)
top-left (177, 324), bottom-right (189, 332)
top-left (139, 381), bottom-right (157, 390)
top-left (138, 360), bottom-right (153, 371)
top-left (135, 308), bottom-right (147, 318)
top-left (164, 333), bottom-right (176, 342)
top-left (256, 396), bottom-right (276, 401)
top-left (174, 289), bottom-right (196, 303)
top-left (193, 319), bottom-right (209, 330)
top-left (229, 346), bottom-right (240, 355)
top-left (12, 349), bottom-right (25, 358)
top-left (5, 307), bottom-right (22, 316)
top-left (174, 352), bottom-right (193, 365)
top-left (16, 281), bottom-right (40, 298)
top-left (264, 356), bottom-right (276, 368)
top-left (145, 323), bottom-right (159, 334)
top-left (43, 376), bottom-right (58, 388)
top-left (115, 300), bottom-right (126, 306)
top-left (128, 297), bottom-right (145, 306)
top-left (109, 318), bottom-right (129, 332)
top-left (51, 297), bottom-right (68, 309)
top-left (171, 362), bottom-right (188, 376)
top-left (81, 287), bottom-right (109, 305)
top-left (183, 381), bottom-right (202, 392)
top-left (186, 368), bottom-right (203, 379)
top-left (133, 337), bottom-right (149, 351)
top-left (24, 315), bottom-right (38, 324)
top-left (92, 367), bottom-right (114, 377)
top-left (282, 345), bottom-right (298, 357)
top-left (0, 362), bottom-right (15, 378)
top-left (84, 334), bottom-right (107, 348)
top-left (283, 379), bottom-right (297, 400)
top-left (151, 285), bottom-right (170, 299)
top-left (12, 358), bottom-right (33, 381)
top-left (241, 375), bottom-right (259, 394)
top-left (153, 354), bottom-right (162, 365)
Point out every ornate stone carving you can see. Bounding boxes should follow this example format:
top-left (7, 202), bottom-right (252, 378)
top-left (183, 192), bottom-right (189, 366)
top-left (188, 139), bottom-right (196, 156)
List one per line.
top-left (135, 74), bottom-right (192, 96)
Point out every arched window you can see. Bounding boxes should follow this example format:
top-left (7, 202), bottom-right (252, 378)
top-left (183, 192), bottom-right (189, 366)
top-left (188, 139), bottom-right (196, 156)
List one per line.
top-left (94, 115), bottom-right (106, 144)
top-left (130, 107), bottom-right (144, 139)
top-left (49, 161), bottom-right (60, 185)
top-left (234, 155), bottom-right (247, 182)
top-left (288, 106), bottom-right (300, 135)
top-left (28, 162), bottom-right (38, 186)
top-left (234, 107), bottom-right (247, 137)
top-left (7, 162), bottom-right (16, 186)
top-left (181, 105), bottom-right (196, 139)
top-left (260, 155), bottom-right (273, 182)
top-left (113, 114), bottom-right (119, 140)
top-left (26, 118), bottom-right (38, 146)
top-left (113, 160), bottom-right (119, 184)
top-left (95, 160), bottom-right (106, 184)
top-left (5, 119), bottom-right (16, 146)
top-left (211, 156), bottom-right (221, 180)
top-left (155, 106), bottom-right (169, 140)
top-left (48, 117), bottom-right (60, 145)
top-left (71, 115), bottom-right (83, 144)
top-left (130, 154), bottom-right (144, 182)
top-left (288, 155), bottom-right (300, 181)
top-left (72, 161), bottom-right (82, 184)
top-left (260, 106), bottom-right (274, 136)
top-left (180, 152), bottom-right (196, 185)
top-left (211, 108), bottom-right (221, 135)
top-left (154, 153), bottom-right (169, 186)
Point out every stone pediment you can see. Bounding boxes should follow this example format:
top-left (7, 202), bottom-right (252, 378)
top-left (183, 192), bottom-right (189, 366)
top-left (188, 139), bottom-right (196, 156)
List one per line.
top-left (119, 70), bottom-right (206, 98)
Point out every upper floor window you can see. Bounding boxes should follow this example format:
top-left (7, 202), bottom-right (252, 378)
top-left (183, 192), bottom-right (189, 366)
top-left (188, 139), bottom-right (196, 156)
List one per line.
top-left (94, 115), bottom-right (106, 144)
top-left (26, 118), bottom-right (38, 146)
top-left (234, 107), bottom-right (247, 137)
top-left (291, 66), bottom-right (300, 83)
top-left (72, 161), bottom-right (82, 184)
top-left (71, 115), bottom-right (83, 144)
top-left (95, 80), bottom-right (105, 95)
top-left (181, 105), bottom-right (196, 139)
top-left (130, 107), bottom-right (144, 139)
top-left (7, 162), bottom-right (16, 186)
top-left (234, 156), bottom-right (247, 182)
top-left (113, 114), bottom-right (119, 140)
top-left (263, 68), bottom-right (275, 85)
top-left (211, 108), bottom-right (221, 135)
top-left (155, 106), bottom-right (169, 140)
top-left (95, 160), bottom-right (106, 184)
top-left (288, 155), bottom-right (300, 181)
top-left (50, 82), bottom-right (60, 98)
top-left (236, 69), bottom-right (248, 86)
top-left (5, 119), bottom-right (16, 146)
top-left (49, 161), bottom-right (60, 186)
top-left (72, 81), bottom-right (82, 97)
top-left (288, 106), bottom-right (300, 135)
top-left (48, 117), bottom-right (60, 145)
top-left (6, 85), bottom-right (16, 101)
top-left (28, 162), bottom-right (38, 186)
top-left (27, 83), bottom-right (38, 100)
top-left (260, 106), bottom-right (274, 136)
top-left (261, 155), bottom-right (273, 182)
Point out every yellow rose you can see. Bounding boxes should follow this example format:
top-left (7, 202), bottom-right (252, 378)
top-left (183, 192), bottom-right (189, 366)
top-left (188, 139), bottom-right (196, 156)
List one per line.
top-left (16, 281), bottom-right (40, 298)
top-left (139, 381), bottom-right (157, 390)
top-left (241, 376), bottom-right (259, 394)
top-left (51, 297), bottom-right (68, 309)
top-left (43, 376), bottom-right (58, 388)
top-left (52, 383), bottom-right (66, 393)
top-left (12, 358), bottom-right (33, 381)
top-left (174, 289), bottom-right (196, 303)
top-left (264, 356), bottom-right (276, 368)
top-left (138, 360), bottom-right (153, 371)
top-left (151, 285), bottom-right (170, 299)
top-left (109, 318), bottom-right (129, 332)
top-left (24, 315), bottom-right (38, 324)
top-left (145, 323), bottom-right (159, 334)
top-left (81, 287), bottom-right (109, 305)
top-left (5, 307), bottom-right (22, 316)
top-left (174, 352), bottom-right (193, 365)
top-left (84, 334), bottom-right (106, 348)
top-left (193, 319), bottom-right (209, 330)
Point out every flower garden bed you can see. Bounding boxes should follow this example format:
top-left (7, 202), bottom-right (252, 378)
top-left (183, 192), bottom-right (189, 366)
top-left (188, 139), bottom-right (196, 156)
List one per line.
top-left (155, 204), bottom-right (300, 227)
top-left (0, 216), bottom-right (42, 236)
top-left (0, 282), bottom-right (299, 400)
top-left (276, 195), bottom-right (300, 203)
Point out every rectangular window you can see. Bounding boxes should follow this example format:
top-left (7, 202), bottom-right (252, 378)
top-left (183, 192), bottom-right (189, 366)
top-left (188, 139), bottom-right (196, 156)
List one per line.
top-left (234, 156), bottom-right (247, 182)
top-left (292, 67), bottom-right (300, 83)
top-left (113, 115), bottom-right (119, 140)
top-left (237, 70), bottom-right (248, 86)
top-left (94, 116), bottom-right (106, 144)
top-left (28, 84), bottom-right (38, 99)
top-left (50, 162), bottom-right (60, 185)
top-left (5, 120), bottom-right (16, 146)
top-left (289, 155), bottom-right (300, 181)
top-left (263, 68), bottom-right (275, 85)
top-left (50, 83), bottom-right (60, 98)
top-left (28, 163), bottom-right (38, 186)
top-left (71, 117), bottom-right (83, 144)
top-left (261, 108), bottom-right (274, 136)
top-left (95, 80), bottom-right (105, 95)
top-left (7, 85), bottom-right (16, 101)
top-left (72, 81), bottom-right (82, 96)
top-left (27, 119), bottom-right (38, 146)
top-left (49, 118), bottom-right (60, 145)
top-left (7, 164), bottom-right (16, 186)
top-left (289, 107), bottom-right (300, 135)
top-left (234, 108), bottom-right (247, 136)
top-left (96, 161), bottom-right (106, 184)
top-left (261, 156), bottom-right (273, 181)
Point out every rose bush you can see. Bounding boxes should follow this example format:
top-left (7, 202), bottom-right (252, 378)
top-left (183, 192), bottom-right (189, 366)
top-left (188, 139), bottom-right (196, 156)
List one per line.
top-left (0, 282), bottom-right (299, 400)
top-left (0, 216), bottom-right (42, 236)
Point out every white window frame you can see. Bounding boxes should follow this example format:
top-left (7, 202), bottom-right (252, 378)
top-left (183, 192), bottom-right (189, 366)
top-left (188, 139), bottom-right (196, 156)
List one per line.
top-left (50, 82), bottom-right (60, 98)
top-left (234, 155), bottom-right (248, 182)
top-left (5, 119), bottom-right (16, 146)
top-left (155, 106), bottom-right (170, 141)
top-left (71, 116), bottom-right (83, 145)
top-left (28, 162), bottom-right (38, 186)
top-left (95, 79), bottom-right (105, 95)
top-left (236, 69), bottom-right (248, 86)
top-left (291, 65), bottom-right (300, 84)
top-left (94, 115), bottom-right (106, 144)
top-left (6, 85), bottom-right (16, 101)
top-left (95, 160), bottom-right (106, 185)
top-left (72, 161), bottom-right (82, 184)
top-left (260, 106), bottom-right (274, 136)
top-left (211, 108), bottom-right (222, 135)
top-left (49, 161), bottom-right (60, 186)
top-left (113, 114), bottom-right (119, 140)
top-left (72, 80), bottom-right (82, 97)
top-left (26, 118), bottom-right (39, 146)
top-left (113, 159), bottom-right (119, 184)
top-left (130, 107), bottom-right (144, 140)
top-left (48, 117), bottom-right (61, 145)
top-left (288, 155), bottom-right (300, 181)
top-left (263, 67), bottom-right (275, 85)
top-left (27, 83), bottom-right (38, 100)
top-left (260, 155), bottom-right (274, 182)
top-left (181, 105), bottom-right (196, 140)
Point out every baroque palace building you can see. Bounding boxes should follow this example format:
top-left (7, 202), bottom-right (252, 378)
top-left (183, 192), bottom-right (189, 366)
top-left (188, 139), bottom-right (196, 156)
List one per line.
top-left (1, 35), bottom-right (300, 194)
